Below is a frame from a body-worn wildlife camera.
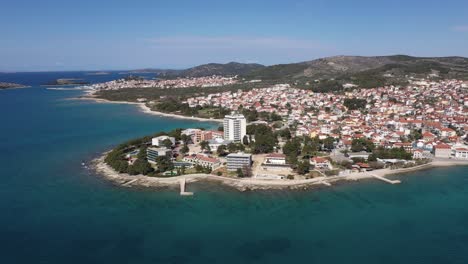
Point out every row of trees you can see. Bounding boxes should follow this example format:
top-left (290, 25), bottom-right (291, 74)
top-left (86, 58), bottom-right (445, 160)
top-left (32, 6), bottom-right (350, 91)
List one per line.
top-left (368, 147), bottom-right (413, 161)
top-left (350, 138), bottom-right (375, 152)
top-left (241, 108), bottom-right (283, 122)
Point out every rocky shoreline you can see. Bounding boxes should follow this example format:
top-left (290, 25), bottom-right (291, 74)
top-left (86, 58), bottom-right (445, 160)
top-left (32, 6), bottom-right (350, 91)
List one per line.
top-left (91, 152), bottom-right (468, 192)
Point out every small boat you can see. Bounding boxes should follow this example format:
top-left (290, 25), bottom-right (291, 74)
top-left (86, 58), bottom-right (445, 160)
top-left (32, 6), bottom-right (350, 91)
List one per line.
top-left (81, 161), bottom-right (86, 166)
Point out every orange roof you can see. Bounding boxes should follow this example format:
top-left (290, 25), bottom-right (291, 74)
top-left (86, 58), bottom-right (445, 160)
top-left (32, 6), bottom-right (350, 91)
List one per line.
top-left (311, 157), bottom-right (328, 163)
top-left (435, 144), bottom-right (451, 149)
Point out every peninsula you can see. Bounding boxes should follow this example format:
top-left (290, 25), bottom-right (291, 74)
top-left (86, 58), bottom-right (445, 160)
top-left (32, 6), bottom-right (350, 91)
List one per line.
top-left (83, 55), bottom-right (468, 191)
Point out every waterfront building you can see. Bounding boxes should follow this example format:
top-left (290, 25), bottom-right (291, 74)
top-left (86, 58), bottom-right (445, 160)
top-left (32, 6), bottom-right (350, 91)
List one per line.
top-left (263, 153), bottom-right (287, 165)
top-left (183, 154), bottom-right (221, 170)
top-left (434, 143), bottom-right (452, 158)
top-left (310, 157), bottom-right (333, 170)
top-left (147, 147), bottom-right (172, 163)
top-left (226, 152), bottom-right (252, 171)
top-left (223, 113), bottom-right (246, 142)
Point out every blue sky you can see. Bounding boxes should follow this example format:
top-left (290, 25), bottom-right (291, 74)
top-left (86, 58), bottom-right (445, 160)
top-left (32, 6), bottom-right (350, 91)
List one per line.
top-left (1, 0), bottom-right (468, 71)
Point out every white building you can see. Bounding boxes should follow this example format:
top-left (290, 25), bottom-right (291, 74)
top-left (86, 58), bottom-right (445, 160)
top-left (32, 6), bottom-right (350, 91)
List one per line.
top-left (454, 147), bottom-right (468, 160)
top-left (223, 113), bottom-right (246, 142)
top-left (152, 136), bottom-right (175, 147)
top-left (147, 147), bottom-right (172, 163)
top-left (226, 153), bottom-right (252, 171)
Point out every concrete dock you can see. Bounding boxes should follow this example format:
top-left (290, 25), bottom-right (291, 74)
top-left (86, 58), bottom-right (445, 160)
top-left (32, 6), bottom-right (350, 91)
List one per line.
top-left (180, 178), bottom-right (194, 196)
top-left (371, 174), bottom-right (401, 184)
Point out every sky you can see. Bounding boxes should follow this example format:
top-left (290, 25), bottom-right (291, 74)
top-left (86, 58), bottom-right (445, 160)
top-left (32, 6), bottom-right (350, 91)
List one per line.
top-left (1, 0), bottom-right (468, 71)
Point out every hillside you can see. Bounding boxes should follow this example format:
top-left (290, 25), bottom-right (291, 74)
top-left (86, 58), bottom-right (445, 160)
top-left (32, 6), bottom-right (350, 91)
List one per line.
top-left (245, 55), bottom-right (468, 90)
top-left (161, 62), bottom-right (265, 78)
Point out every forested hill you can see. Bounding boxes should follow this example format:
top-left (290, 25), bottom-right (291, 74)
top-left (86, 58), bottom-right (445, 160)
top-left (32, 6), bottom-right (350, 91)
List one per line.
top-left (159, 62), bottom-right (265, 78)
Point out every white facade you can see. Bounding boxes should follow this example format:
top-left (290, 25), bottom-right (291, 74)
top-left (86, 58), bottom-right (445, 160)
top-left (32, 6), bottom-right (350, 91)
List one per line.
top-left (226, 153), bottom-right (252, 171)
top-left (454, 147), bottom-right (468, 160)
top-left (223, 113), bottom-right (246, 142)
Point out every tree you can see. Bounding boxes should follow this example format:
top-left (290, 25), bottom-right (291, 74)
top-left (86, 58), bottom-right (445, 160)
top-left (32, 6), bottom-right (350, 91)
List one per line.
top-left (270, 112), bottom-right (282, 121)
top-left (217, 145), bottom-right (228, 156)
top-left (236, 168), bottom-right (244, 178)
top-left (351, 138), bottom-right (375, 152)
top-left (283, 138), bottom-right (301, 164)
top-left (242, 135), bottom-right (249, 145)
top-left (128, 146), bottom-right (154, 175)
top-left (180, 144), bottom-right (189, 155)
top-left (180, 134), bottom-right (191, 144)
top-left (200, 141), bottom-right (211, 152)
top-left (323, 137), bottom-right (335, 150)
top-left (295, 160), bottom-right (310, 175)
top-left (156, 156), bottom-right (174, 173)
top-left (344, 98), bottom-right (367, 110)
top-left (161, 138), bottom-right (173, 149)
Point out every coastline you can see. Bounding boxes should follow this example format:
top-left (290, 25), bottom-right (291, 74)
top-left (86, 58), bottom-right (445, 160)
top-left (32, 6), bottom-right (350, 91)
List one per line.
top-left (75, 94), bottom-right (223, 123)
top-left (92, 152), bottom-right (468, 192)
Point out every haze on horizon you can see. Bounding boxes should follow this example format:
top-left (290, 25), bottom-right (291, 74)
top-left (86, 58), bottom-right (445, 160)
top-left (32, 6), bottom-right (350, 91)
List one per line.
top-left (1, 0), bottom-right (468, 72)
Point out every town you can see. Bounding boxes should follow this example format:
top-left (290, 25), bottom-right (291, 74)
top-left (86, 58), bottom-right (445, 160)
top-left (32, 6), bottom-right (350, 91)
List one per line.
top-left (86, 75), bottom-right (238, 91)
top-left (103, 78), bottom-right (468, 184)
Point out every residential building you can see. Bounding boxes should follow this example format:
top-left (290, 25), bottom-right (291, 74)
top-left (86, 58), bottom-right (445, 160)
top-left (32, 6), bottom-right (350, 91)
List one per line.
top-left (223, 113), bottom-right (246, 142)
top-left (310, 157), bottom-right (333, 170)
top-left (434, 143), bottom-right (452, 158)
top-left (183, 154), bottom-right (221, 170)
top-left (454, 147), bottom-right (468, 160)
top-left (226, 153), bottom-right (252, 171)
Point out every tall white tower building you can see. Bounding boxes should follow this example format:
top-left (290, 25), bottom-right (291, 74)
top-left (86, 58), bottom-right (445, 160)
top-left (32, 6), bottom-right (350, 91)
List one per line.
top-left (223, 113), bottom-right (246, 142)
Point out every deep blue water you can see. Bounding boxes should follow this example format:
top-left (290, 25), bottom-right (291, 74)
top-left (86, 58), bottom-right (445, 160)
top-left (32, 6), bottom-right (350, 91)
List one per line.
top-left (1, 72), bottom-right (468, 263)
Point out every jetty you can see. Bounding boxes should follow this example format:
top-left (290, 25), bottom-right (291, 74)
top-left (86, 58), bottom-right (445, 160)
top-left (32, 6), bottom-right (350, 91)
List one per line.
top-left (122, 178), bottom-right (139, 187)
top-left (371, 174), bottom-right (401, 184)
top-left (180, 178), bottom-right (194, 196)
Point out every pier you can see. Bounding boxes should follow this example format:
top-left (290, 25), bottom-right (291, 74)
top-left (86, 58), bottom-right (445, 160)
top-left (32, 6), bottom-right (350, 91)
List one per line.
top-left (371, 174), bottom-right (401, 184)
top-left (180, 178), bottom-right (194, 196)
top-left (122, 178), bottom-right (138, 187)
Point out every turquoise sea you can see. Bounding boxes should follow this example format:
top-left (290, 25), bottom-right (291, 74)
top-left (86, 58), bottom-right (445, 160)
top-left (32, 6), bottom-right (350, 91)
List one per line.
top-left (1, 72), bottom-right (468, 263)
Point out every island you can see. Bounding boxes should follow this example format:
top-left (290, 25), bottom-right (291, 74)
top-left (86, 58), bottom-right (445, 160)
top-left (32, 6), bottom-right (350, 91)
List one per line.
top-left (42, 78), bottom-right (89, 86)
top-left (0, 82), bottom-right (29, 90)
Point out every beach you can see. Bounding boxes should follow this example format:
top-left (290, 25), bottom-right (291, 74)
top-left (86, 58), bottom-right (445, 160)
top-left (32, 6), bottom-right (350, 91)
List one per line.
top-left (75, 92), bottom-right (223, 123)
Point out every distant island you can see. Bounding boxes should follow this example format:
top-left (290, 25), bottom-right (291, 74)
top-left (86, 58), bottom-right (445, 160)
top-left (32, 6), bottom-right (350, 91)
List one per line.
top-left (86, 71), bottom-right (110, 76)
top-left (42, 78), bottom-right (89, 86)
top-left (0, 82), bottom-right (29, 90)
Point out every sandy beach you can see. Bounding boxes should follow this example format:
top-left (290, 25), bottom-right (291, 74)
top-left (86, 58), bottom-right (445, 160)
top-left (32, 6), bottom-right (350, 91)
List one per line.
top-left (91, 152), bottom-right (468, 192)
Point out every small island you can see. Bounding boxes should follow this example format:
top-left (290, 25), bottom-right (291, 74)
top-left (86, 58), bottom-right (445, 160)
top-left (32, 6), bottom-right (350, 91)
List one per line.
top-left (0, 82), bottom-right (29, 90)
top-left (42, 78), bottom-right (89, 86)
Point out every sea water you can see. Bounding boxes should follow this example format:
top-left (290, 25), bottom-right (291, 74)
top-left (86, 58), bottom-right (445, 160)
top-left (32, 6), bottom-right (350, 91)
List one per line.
top-left (1, 72), bottom-right (468, 263)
